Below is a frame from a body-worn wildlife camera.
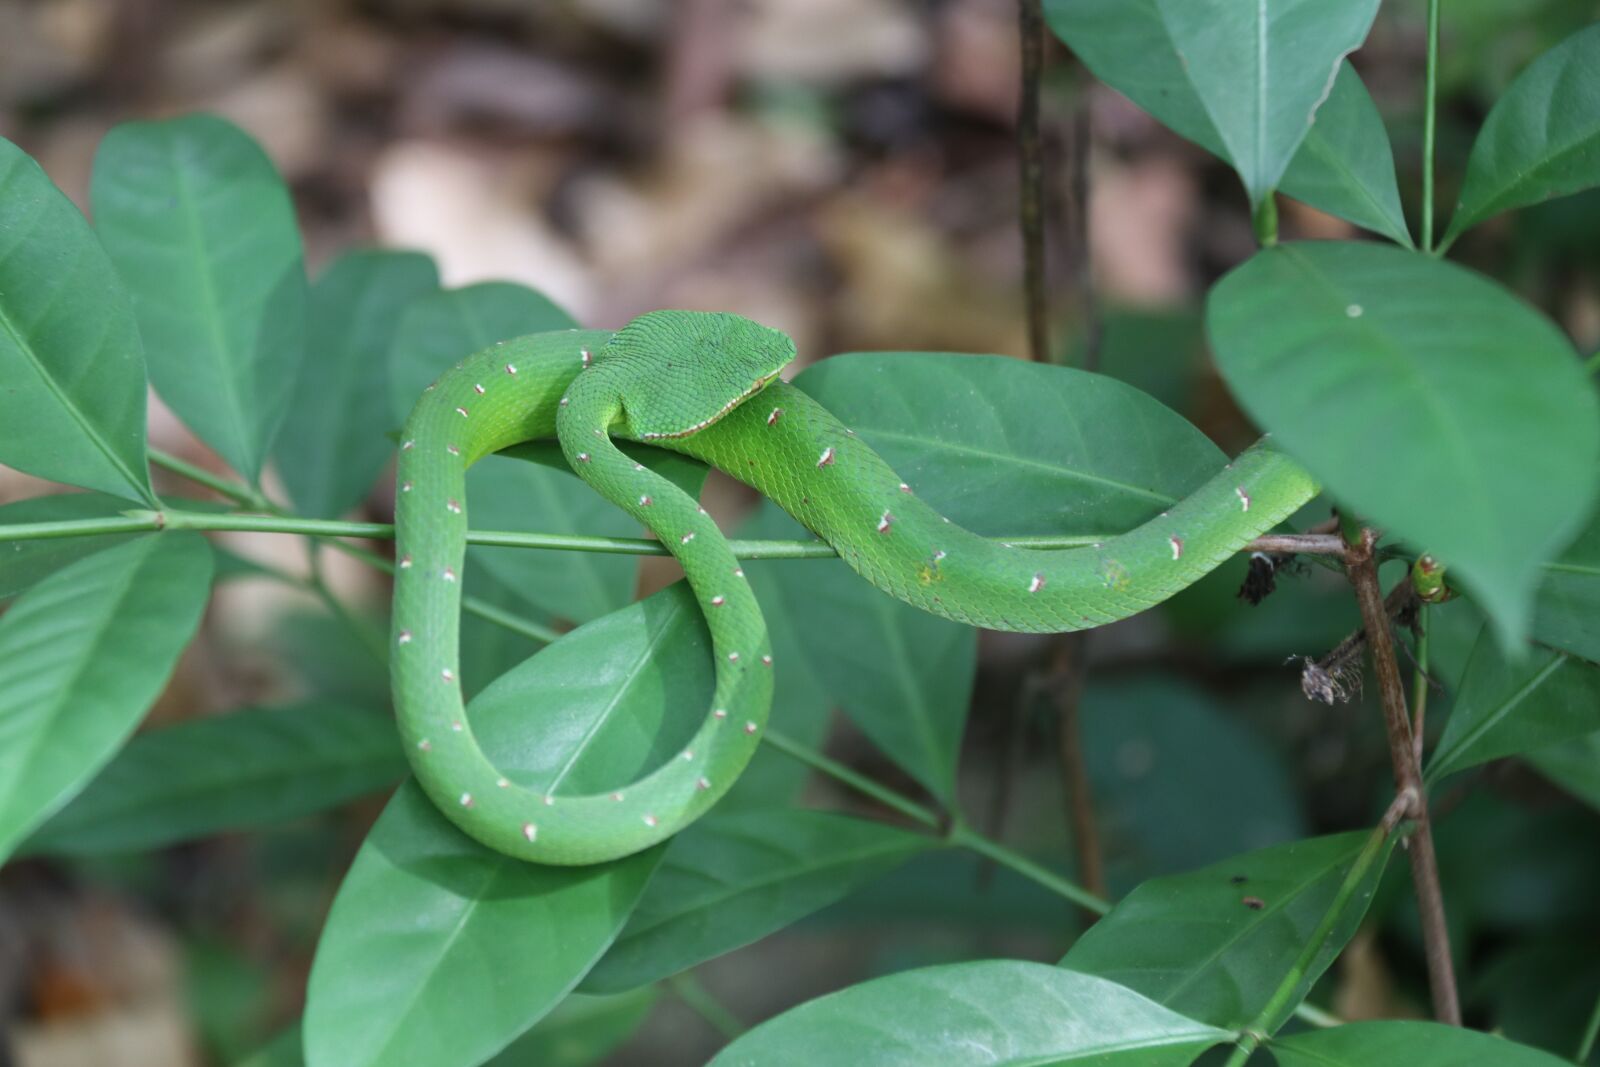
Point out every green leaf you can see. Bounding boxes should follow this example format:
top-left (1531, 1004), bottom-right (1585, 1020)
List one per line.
top-left (1533, 500), bottom-right (1600, 663)
top-left (91, 114), bottom-right (307, 483)
top-left (1042, 1), bottom-right (1384, 210)
top-left (302, 586), bottom-right (715, 1067)
top-left (798, 353), bottom-right (1226, 537)
top-left (709, 961), bottom-right (1228, 1066)
top-left (23, 702), bottom-right (405, 856)
top-left (387, 281), bottom-right (578, 427)
top-left (1270, 1021), bottom-right (1572, 1067)
top-left (486, 989), bottom-right (657, 1067)
top-left (1279, 63), bottom-right (1414, 247)
top-left (0, 493), bottom-right (146, 599)
top-left (467, 454), bottom-right (641, 625)
top-left (1207, 241), bottom-right (1600, 643)
top-left (1427, 628), bottom-right (1600, 781)
top-left (1525, 730), bottom-right (1600, 813)
top-left (0, 534), bottom-right (212, 862)
top-left (1444, 24), bottom-right (1600, 247)
top-left (1062, 831), bottom-right (1388, 1031)
top-left (275, 250), bottom-right (438, 517)
top-left (0, 138), bottom-right (154, 504)
top-left (583, 809), bottom-right (933, 993)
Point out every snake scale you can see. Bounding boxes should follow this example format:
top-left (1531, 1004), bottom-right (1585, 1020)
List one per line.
top-left (392, 311), bottom-right (1319, 864)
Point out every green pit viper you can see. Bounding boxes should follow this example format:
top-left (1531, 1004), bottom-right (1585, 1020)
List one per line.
top-left (393, 310), bottom-right (1319, 864)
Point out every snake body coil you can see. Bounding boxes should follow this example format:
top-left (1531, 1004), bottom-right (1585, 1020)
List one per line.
top-left (393, 311), bottom-right (1318, 864)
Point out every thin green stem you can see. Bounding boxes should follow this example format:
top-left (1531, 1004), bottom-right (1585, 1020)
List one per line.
top-left (1576, 985), bottom-right (1600, 1064)
top-left (150, 448), bottom-right (272, 509)
top-left (1422, 0), bottom-right (1441, 252)
top-left (667, 973), bottom-right (746, 1040)
top-left (1253, 194), bottom-right (1279, 247)
top-left (949, 822), bottom-right (1108, 915)
top-left (762, 730), bottom-right (942, 829)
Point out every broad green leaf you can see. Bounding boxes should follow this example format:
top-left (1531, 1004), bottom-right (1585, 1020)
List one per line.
top-left (23, 702), bottom-right (405, 856)
top-left (1208, 241), bottom-right (1600, 643)
top-left (1445, 24), bottom-right (1600, 247)
top-left (1474, 937), bottom-right (1600, 1061)
top-left (303, 588), bottom-right (710, 1067)
top-left (1427, 628), bottom-right (1600, 781)
top-left (0, 493), bottom-right (145, 599)
top-left (709, 961), bottom-right (1228, 1066)
top-left (799, 353), bottom-right (1226, 537)
top-left (275, 251), bottom-right (438, 516)
top-left (583, 809), bottom-right (933, 993)
top-left (0, 534), bottom-right (212, 862)
top-left (1082, 678), bottom-right (1307, 885)
top-left (1279, 63), bottom-right (1414, 247)
top-left (387, 281), bottom-right (579, 427)
top-left (1062, 831), bottom-right (1388, 1031)
top-left (1043, 2), bottom-right (1391, 221)
top-left (1526, 730), bottom-right (1600, 813)
top-left (91, 115), bottom-right (307, 483)
top-left (1145, 0), bottom-right (1381, 205)
top-left (0, 138), bottom-right (154, 504)
top-left (467, 454), bottom-right (641, 625)
top-left (1270, 1021), bottom-right (1571, 1067)
top-left (1533, 500), bottom-right (1600, 663)
top-left (487, 989), bottom-right (657, 1067)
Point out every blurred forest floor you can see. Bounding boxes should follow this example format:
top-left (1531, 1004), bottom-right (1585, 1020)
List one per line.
top-left (2, 1), bottom-right (1598, 1065)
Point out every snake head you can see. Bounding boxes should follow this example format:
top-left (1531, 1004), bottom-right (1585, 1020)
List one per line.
top-left (605, 310), bottom-right (796, 439)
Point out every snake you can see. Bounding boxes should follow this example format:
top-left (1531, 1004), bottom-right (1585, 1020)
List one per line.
top-left (392, 310), bottom-right (1319, 865)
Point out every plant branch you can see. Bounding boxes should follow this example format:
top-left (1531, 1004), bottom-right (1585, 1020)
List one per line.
top-left (1017, 0), bottom-right (1049, 364)
top-left (1223, 790), bottom-right (1416, 1067)
top-left (1052, 633), bottom-right (1106, 904)
top-left (1347, 529), bottom-right (1460, 1024)
top-left (150, 447), bottom-right (272, 509)
top-left (1069, 67), bottom-right (1101, 371)
top-left (762, 729), bottom-right (942, 830)
top-left (949, 821), bottom-right (1108, 916)
top-left (1411, 602), bottom-right (1430, 764)
top-left (1422, 0), bottom-right (1441, 252)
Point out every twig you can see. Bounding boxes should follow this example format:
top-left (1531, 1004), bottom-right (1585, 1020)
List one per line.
top-left (1411, 603), bottom-right (1430, 765)
top-left (1017, 0), bottom-right (1049, 363)
top-left (1069, 72), bottom-right (1101, 370)
top-left (1299, 576), bottom-right (1419, 704)
top-left (1347, 529), bottom-right (1460, 1024)
top-left (1052, 633), bottom-right (1106, 905)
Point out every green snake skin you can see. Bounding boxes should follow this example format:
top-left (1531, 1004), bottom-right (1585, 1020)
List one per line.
top-left (392, 311), bottom-right (1319, 864)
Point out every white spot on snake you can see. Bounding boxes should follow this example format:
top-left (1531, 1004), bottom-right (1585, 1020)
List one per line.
top-left (711, 595), bottom-right (725, 606)
top-left (442, 567), bottom-right (457, 582)
top-left (681, 749), bottom-right (695, 761)
top-left (933, 550), bottom-right (947, 563)
top-left (728, 652), bottom-right (740, 663)
top-left (643, 813), bottom-right (659, 827)
top-left (761, 654), bottom-right (772, 666)
top-left (697, 776), bottom-right (711, 790)
top-left (522, 823), bottom-right (537, 842)
top-left (459, 793), bottom-right (473, 808)
top-left (733, 568), bottom-right (745, 578)
top-left (581, 349), bottom-right (592, 366)
top-left (1346, 304), bottom-right (1363, 318)
top-left (455, 406), bottom-right (469, 418)
top-left (817, 447), bottom-right (835, 467)
top-left (496, 777), bottom-right (509, 788)
top-left (505, 363), bottom-right (517, 375)
top-left (1170, 536), bottom-right (1184, 560)
top-left (399, 554), bottom-right (413, 569)
top-left (472, 383), bottom-right (485, 396)
top-left (744, 721), bottom-right (758, 734)
top-left (714, 708), bottom-right (728, 719)
top-left (542, 795), bottom-right (554, 806)
top-left (634, 463), bottom-right (645, 471)
top-left (577, 452), bottom-right (591, 463)
top-left (401, 481), bottom-right (413, 493)
top-left (611, 791), bottom-right (625, 802)
top-left (1029, 573), bottom-right (1045, 593)
top-left (640, 494), bottom-right (653, 506)
top-left (447, 444), bottom-right (459, 456)
top-left (767, 408), bottom-right (783, 426)
top-left (441, 668), bottom-right (455, 682)
top-left (559, 396), bottom-right (569, 406)
top-left (877, 511), bottom-right (893, 534)
top-left (402, 439), bottom-right (414, 450)
top-left (844, 428), bottom-right (856, 437)
top-left (417, 739), bottom-right (431, 751)
top-left (697, 506), bottom-right (708, 515)
top-left (1236, 487), bottom-right (1251, 511)
top-left (397, 630), bottom-right (412, 645)
top-left (681, 532), bottom-right (696, 544)
top-left (451, 720), bottom-right (463, 732)
top-left (446, 499), bottom-right (461, 514)
top-left (594, 429), bottom-right (604, 438)
top-left (900, 483), bottom-right (912, 493)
